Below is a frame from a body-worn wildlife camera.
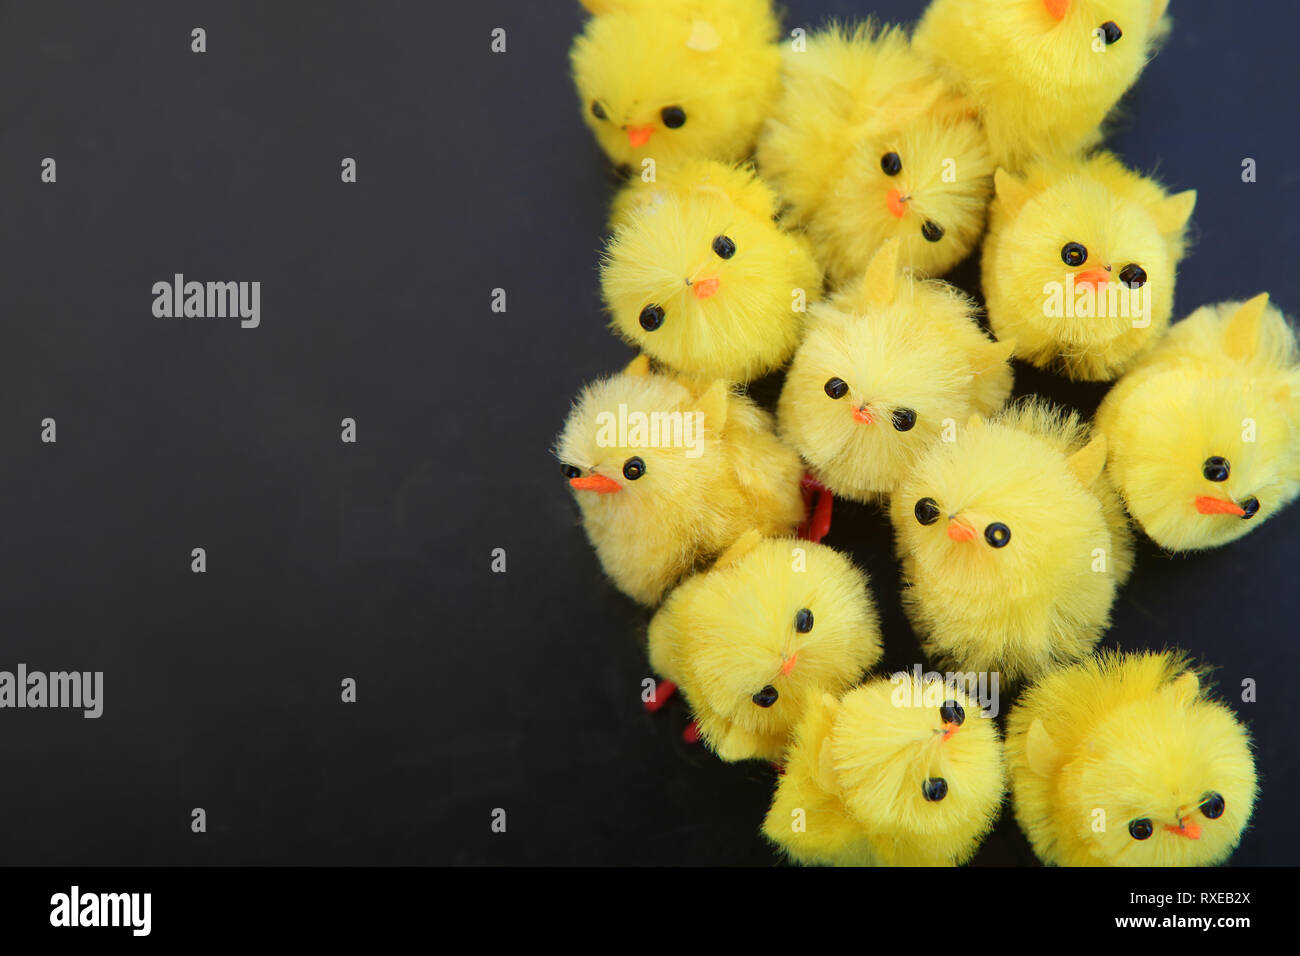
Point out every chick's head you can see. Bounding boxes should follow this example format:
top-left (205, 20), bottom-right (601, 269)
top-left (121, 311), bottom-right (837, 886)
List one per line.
top-left (602, 168), bottom-right (820, 382)
top-left (1104, 371), bottom-right (1297, 551)
top-left (1028, 656), bottom-right (1257, 867)
top-left (554, 363), bottom-right (727, 521)
top-left (987, 155), bottom-right (1195, 379)
top-left (571, 0), bottom-right (782, 168)
top-left (780, 243), bottom-right (1014, 501)
top-left (892, 404), bottom-right (1112, 605)
top-left (815, 104), bottom-right (994, 283)
top-left (663, 534), bottom-right (882, 761)
top-left (827, 676), bottom-right (1005, 862)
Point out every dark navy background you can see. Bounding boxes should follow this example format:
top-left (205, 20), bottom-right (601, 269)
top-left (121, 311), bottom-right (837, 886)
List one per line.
top-left (0, 0), bottom-right (1293, 865)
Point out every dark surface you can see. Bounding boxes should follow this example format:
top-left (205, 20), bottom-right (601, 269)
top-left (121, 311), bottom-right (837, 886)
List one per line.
top-left (0, 0), bottom-right (1294, 866)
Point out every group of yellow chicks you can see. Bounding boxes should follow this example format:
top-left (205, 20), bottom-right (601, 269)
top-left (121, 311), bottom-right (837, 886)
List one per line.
top-left (556, 0), bottom-right (1293, 866)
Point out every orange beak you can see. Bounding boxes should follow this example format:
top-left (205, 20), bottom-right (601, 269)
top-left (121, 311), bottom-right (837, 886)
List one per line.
top-left (626, 125), bottom-right (654, 148)
top-left (942, 722), bottom-right (961, 740)
top-left (1044, 0), bottom-right (1070, 20)
top-left (780, 653), bottom-right (798, 676)
top-left (887, 188), bottom-right (908, 219)
top-left (691, 277), bottom-right (720, 300)
top-left (1073, 267), bottom-right (1110, 290)
top-left (852, 405), bottom-right (874, 424)
top-left (1196, 495), bottom-right (1245, 516)
top-left (1164, 820), bottom-right (1202, 840)
top-left (947, 517), bottom-right (977, 542)
top-left (569, 474), bottom-right (622, 494)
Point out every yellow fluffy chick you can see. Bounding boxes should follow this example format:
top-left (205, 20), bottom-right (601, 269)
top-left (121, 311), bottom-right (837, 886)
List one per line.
top-left (983, 152), bottom-right (1196, 381)
top-left (555, 358), bottom-right (804, 605)
top-left (763, 675), bottom-right (1005, 866)
top-left (647, 531), bottom-right (882, 762)
top-left (1007, 651), bottom-right (1257, 867)
top-left (601, 160), bottom-right (822, 382)
top-left (914, 0), bottom-right (1171, 171)
top-left (779, 241), bottom-right (1015, 503)
top-left (890, 400), bottom-right (1134, 682)
top-left (1096, 294), bottom-right (1300, 550)
top-left (757, 22), bottom-right (994, 283)
top-left (570, 0), bottom-right (782, 170)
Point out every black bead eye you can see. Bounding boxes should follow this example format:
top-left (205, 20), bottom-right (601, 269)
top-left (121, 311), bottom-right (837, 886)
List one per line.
top-left (922, 777), bottom-right (948, 802)
top-left (1062, 242), bottom-right (1088, 267)
top-left (622, 456), bottom-right (645, 480)
top-left (940, 699), bottom-right (965, 726)
top-left (752, 685), bottom-right (778, 707)
top-left (1241, 497), bottom-right (1260, 519)
top-left (1202, 456), bottom-right (1230, 482)
top-left (712, 235), bottom-right (736, 259)
top-left (914, 497), bottom-right (941, 526)
top-left (881, 152), bottom-right (902, 176)
top-left (660, 106), bottom-right (686, 128)
top-left (1100, 21), bottom-right (1122, 45)
top-left (824, 377), bottom-right (849, 400)
top-left (1119, 264), bottom-right (1147, 288)
top-left (892, 408), bottom-right (917, 432)
top-left (795, 608), bottom-right (813, 633)
top-left (561, 464), bottom-right (582, 480)
top-left (639, 304), bottom-right (665, 331)
top-left (1129, 818), bottom-right (1154, 840)
top-left (921, 220), bottom-right (944, 242)
top-left (591, 100), bottom-right (608, 121)
top-left (1200, 792), bottom-right (1225, 820)
top-left (984, 522), bottom-right (1011, 548)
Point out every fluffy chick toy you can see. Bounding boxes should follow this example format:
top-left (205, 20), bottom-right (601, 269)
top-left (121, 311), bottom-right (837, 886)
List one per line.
top-left (602, 160), bottom-right (822, 383)
top-left (757, 22), bottom-right (994, 283)
top-left (1096, 293), bottom-right (1300, 550)
top-left (779, 241), bottom-right (1015, 504)
top-left (914, 0), bottom-right (1171, 171)
top-left (983, 152), bottom-right (1196, 381)
top-left (570, 0), bottom-right (782, 170)
top-left (1007, 651), bottom-right (1257, 867)
top-left (555, 357), bottom-right (804, 605)
top-left (890, 400), bottom-right (1134, 682)
top-left (647, 531), bottom-right (882, 762)
top-left (763, 675), bottom-right (1005, 866)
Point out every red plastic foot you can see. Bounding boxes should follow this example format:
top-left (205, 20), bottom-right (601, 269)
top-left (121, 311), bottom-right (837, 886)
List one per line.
top-left (644, 679), bottom-right (677, 713)
top-left (682, 720), bottom-right (701, 744)
top-left (805, 488), bottom-right (833, 543)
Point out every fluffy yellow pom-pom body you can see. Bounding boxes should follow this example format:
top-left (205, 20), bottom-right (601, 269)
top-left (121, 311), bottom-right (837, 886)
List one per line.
top-left (763, 676), bottom-right (1005, 866)
top-left (983, 152), bottom-right (1196, 381)
top-left (914, 0), bottom-right (1170, 171)
top-left (757, 22), bottom-right (993, 283)
top-left (556, 362), bottom-right (804, 605)
top-left (1096, 295), bottom-right (1300, 550)
top-left (571, 0), bottom-right (782, 169)
top-left (602, 160), bottom-right (822, 382)
top-left (1006, 651), bottom-right (1257, 867)
top-left (890, 400), bottom-right (1134, 682)
top-left (778, 241), bottom-right (1014, 501)
top-left (648, 533), bottom-right (882, 762)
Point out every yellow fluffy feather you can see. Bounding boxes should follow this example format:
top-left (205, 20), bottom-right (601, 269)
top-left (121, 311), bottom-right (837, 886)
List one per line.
top-left (779, 241), bottom-right (1015, 503)
top-left (602, 160), bottom-right (822, 382)
top-left (757, 22), bottom-right (993, 283)
top-left (1006, 650), bottom-right (1257, 866)
top-left (914, 0), bottom-right (1172, 171)
top-left (647, 531), bottom-right (882, 762)
top-left (983, 151), bottom-right (1196, 381)
top-left (763, 675), bottom-right (1005, 866)
top-left (889, 400), bottom-right (1134, 682)
top-left (571, 0), bottom-right (782, 169)
top-left (1095, 294), bottom-right (1300, 550)
top-left (555, 358), bottom-right (804, 605)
